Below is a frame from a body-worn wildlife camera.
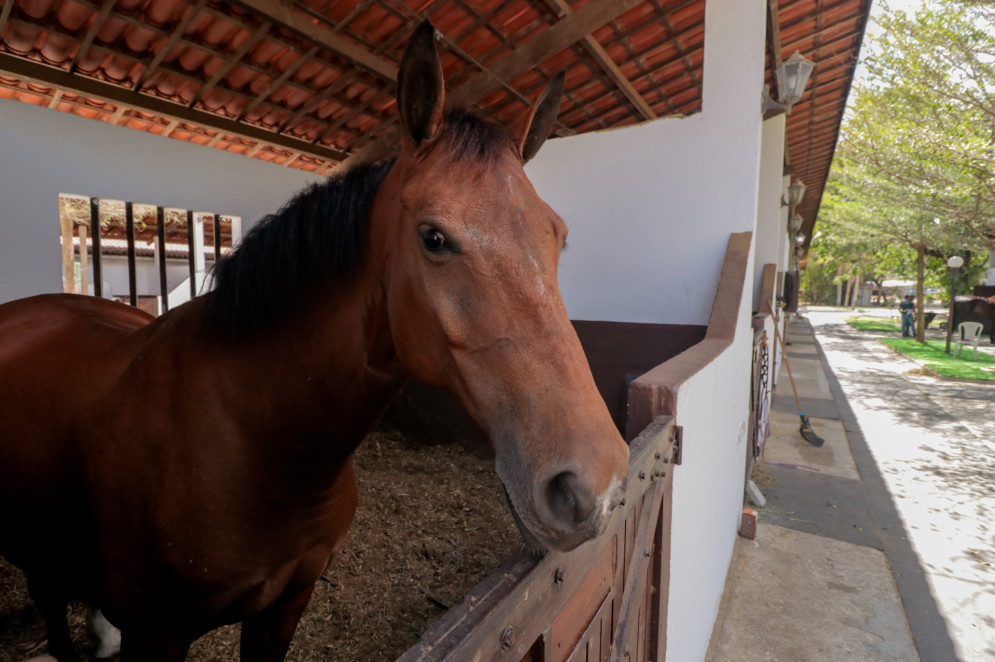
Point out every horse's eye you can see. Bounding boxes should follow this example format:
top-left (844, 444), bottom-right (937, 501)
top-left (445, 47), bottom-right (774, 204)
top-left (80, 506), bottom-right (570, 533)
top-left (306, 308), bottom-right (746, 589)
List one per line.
top-left (420, 228), bottom-right (447, 252)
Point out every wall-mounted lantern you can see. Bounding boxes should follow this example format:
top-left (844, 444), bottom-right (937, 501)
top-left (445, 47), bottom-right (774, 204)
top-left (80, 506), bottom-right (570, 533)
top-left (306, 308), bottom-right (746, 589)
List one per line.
top-left (776, 52), bottom-right (815, 113)
top-left (794, 232), bottom-right (806, 246)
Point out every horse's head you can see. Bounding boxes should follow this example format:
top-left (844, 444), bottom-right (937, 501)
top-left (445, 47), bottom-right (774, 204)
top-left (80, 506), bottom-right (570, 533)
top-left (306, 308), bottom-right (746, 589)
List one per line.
top-left (367, 21), bottom-right (628, 553)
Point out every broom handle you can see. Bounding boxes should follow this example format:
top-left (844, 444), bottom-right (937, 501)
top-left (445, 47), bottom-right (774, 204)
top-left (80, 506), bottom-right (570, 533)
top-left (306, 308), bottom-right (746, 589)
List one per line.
top-left (768, 299), bottom-right (803, 413)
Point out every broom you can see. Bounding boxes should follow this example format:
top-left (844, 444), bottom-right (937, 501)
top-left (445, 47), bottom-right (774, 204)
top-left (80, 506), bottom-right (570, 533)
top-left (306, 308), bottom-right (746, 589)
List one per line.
top-left (767, 300), bottom-right (824, 447)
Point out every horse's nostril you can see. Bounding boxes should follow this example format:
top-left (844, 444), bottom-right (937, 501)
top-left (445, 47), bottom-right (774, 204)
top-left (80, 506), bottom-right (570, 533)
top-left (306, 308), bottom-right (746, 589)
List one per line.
top-left (542, 470), bottom-right (596, 530)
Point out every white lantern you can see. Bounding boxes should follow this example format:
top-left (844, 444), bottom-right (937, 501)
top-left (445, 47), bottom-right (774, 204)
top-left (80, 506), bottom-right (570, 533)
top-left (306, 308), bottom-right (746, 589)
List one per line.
top-left (776, 52), bottom-right (815, 112)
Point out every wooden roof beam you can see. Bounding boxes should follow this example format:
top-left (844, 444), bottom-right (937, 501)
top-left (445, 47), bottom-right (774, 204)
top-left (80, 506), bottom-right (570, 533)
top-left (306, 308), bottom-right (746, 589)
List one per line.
top-left (68, 0), bottom-right (116, 73)
top-left (767, 0), bottom-right (783, 100)
top-left (189, 20), bottom-right (272, 108)
top-left (134, 0), bottom-right (210, 92)
top-left (539, 0), bottom-right (656, 120)
top-left (340, 0), bottom-right (649, 168)
top-left (0, 0), bottom-right (14, 38)
top-left (0, 52), bottom-right (348, 163)
top-left (230, 0), bottom-right (398, 81)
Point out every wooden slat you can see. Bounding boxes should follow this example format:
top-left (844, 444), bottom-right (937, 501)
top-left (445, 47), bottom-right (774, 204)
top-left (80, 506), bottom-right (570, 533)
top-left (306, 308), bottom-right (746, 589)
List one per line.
top-left (541, 0), bottom-right (655, 121)
top-left (237, 44), bottom-right (320, 121)
top-left (0, 52), bottom-right (348, 163)
top-left (189, 20), bottom-right (272, 108)
top-left (89, 197), bottom-right (103, 298)
top-left (230, 0), bottom-right (398, 80)
top-left (157, 206), bottom-right (168, 313)
top-left (134, 0), bottom-right (210, 91)
top-left (68, 0), bottom-right (116, 73)
top-left (0, 0), bottom-right (15, 39)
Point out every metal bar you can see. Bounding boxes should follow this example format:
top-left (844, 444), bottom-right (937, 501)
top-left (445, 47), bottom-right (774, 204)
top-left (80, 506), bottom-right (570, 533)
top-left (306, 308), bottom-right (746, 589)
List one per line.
top-left (90, 197), bottom-right (103, 297)
top-left (213, 214), bottom-right (221, 262)
top-left (157, 206), bottom-right (169, 313)
top-left (0, 52), bottom-right (349, 163)
top-left (187, 210), bottom-right (196, 299)
top-left (125, 201), bottom-right (137, 307)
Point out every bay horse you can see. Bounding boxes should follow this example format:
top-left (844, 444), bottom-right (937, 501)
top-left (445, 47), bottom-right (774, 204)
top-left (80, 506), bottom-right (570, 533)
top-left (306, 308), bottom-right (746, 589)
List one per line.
top-left (0, 20), bottom-right (628, 662)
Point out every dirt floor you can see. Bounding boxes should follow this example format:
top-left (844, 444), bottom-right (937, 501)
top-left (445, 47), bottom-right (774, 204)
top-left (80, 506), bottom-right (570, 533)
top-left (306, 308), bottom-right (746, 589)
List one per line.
top-left (0, 425), bottom-right (520, 661)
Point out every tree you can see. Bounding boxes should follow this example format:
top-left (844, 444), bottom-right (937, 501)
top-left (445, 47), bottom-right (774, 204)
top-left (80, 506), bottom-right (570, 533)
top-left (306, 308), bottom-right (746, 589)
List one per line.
top-left (811, 0), bottom-right (995, 340)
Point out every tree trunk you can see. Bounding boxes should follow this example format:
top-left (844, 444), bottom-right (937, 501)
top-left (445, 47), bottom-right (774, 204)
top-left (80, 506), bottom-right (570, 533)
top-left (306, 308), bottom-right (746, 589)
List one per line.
top-left (852, 271), bottom-right (863, 306)
top-left (843, 275), bottom-right (853, 309)
top-left (916, 243), bottom-right (926, 343)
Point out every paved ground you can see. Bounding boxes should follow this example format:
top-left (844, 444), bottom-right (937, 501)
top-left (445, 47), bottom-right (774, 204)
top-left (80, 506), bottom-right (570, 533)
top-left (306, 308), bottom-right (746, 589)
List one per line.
top-left (706, 307), bottom-right (995, 662)
top-left (810, 308), bottom-right (995, 661)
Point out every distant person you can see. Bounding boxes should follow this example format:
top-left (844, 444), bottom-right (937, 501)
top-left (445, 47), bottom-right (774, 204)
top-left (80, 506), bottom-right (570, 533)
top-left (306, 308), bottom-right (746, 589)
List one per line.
top-left (900, 294), bottom-right (916, 337)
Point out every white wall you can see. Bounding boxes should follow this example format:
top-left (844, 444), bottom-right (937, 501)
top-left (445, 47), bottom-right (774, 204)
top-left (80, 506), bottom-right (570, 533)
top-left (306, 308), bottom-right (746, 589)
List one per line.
top-left (0, 99), bottom-right (321, 305)
top-left (527, 0), bottom-right (768, 659)
top-left (667, 317), bottom-right (753, 662)
top-left (527, 0), bottom-right (766, 327)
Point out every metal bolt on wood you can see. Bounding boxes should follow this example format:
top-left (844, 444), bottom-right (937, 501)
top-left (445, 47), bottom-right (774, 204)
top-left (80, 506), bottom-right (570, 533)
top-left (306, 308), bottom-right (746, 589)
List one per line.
top-left (554, 566), bottom-right (564, 584)
top-left (500, 626), bottom-right (515, 651)
top-left (638, 471), bottom-right (646, 480)
top-left (619, 497), bottom-right (626, 507)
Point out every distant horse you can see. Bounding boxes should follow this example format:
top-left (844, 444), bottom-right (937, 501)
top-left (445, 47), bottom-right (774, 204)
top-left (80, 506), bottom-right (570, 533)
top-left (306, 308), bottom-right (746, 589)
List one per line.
top-left (0, 21), bottom-right (628, 662)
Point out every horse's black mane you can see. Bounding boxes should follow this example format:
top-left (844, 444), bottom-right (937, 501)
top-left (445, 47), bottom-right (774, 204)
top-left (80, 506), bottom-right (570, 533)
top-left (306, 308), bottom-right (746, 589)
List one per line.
top-left (203, 107), bottom-right (515, 340)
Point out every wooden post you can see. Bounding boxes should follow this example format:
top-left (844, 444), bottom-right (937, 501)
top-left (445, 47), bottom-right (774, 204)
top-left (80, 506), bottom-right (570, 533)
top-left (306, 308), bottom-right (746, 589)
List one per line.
top-left (60, 201), bottom-right (75, 293)
top-left (79, 224), bottom-right (89, 296)
top-left (90, 197), bottom-right (102, 297)
top-left (157, 206), bottom-right (169, 313)
top-left (126, 201), bottom-right (137, 307)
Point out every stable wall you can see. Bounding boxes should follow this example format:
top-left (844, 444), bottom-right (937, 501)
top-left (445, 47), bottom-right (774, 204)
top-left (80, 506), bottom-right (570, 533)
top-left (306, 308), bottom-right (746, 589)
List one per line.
top-left (525, 0), bottom-right (767, 658)
top-left (753, 115), bottom-right (787, 315)
top-left (526, 0), bottom-right (766, 329)
top-left (0, 99), bottom-right (320, 305)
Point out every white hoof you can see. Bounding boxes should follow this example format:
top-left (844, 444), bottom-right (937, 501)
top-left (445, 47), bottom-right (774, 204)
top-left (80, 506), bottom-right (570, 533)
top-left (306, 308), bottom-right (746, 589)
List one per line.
top-left (86, 607), bottom-right (122, 659)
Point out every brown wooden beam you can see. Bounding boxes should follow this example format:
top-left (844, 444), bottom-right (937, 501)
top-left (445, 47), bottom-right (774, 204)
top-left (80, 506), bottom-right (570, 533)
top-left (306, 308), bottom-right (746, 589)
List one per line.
top-left (230, 0), bottom-right (398, 81)
top-left (767, 0), bottom-right (784, 100)
top-left (134, 0), bottom-right (210, 92)
top-left (46, 89), bottom-right (64, 109)
top-left (0, 0), bottom-right (14, 38)
top-left (237, 44), bottom-right (320, 122)
top-left (0, 52), bottom-right (348, 162)
top-left (69, 0), bottom-right (116, 73)
top-left (189, 20), bottom-right (272, 108)
top-left (540, 0), bottom-right (655, 120)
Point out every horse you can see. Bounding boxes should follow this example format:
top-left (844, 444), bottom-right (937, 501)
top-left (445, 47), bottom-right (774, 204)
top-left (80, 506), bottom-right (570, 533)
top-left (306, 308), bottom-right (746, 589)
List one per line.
top-left (0, 20), bottom-right (629, 662)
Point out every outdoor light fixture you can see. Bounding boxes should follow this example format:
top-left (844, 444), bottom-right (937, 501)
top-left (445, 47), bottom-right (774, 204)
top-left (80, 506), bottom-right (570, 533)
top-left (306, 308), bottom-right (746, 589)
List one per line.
top-left (945, 255), bottom-right (964, 354)
top-left (788, 213), bottom-right (803, 233)
top-left (775, 52), bottom-right (816, 113)
top-left (794, 232), bottom-right (806, 246)
top-left (782, 179), bottom-right (807, 211)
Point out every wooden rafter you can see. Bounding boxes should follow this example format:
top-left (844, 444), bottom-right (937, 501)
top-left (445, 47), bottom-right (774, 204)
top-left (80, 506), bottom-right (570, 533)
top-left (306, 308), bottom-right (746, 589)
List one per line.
top-left (189, 20), bottom-right (272, 108)
top-left (230, 0), bottom-right (398, 80)
top-left (133, 0), bottom-right (210, 92)
top-left (539, 0), bottom-right (656, 121)
top-left (0, 0), bottom-right (13, 37)
top-left (767, 0), bottom-right (784, 101)
top-left (68, 0), bottom-right (116, 73)
top-left (236, 44), bottom-right (320, 122)
top-left (0, 52), bottom-right (348, 162)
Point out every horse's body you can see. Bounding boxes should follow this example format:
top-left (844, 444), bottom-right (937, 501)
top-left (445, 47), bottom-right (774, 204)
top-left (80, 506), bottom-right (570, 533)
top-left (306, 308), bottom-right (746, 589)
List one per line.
top-left (0, 22), bottom-right (628, 661)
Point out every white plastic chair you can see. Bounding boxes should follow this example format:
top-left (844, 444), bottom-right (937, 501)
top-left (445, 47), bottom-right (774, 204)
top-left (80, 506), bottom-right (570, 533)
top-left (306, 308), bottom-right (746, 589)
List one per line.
top-left (953, 321), bottom-right (984, 360)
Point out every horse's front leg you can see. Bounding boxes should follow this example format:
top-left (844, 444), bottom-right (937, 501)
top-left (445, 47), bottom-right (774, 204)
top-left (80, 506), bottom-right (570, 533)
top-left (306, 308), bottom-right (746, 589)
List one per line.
top-left (118, 629), bottom-right (191, 662)
top-left (239, 584), bottom-right (315, 662)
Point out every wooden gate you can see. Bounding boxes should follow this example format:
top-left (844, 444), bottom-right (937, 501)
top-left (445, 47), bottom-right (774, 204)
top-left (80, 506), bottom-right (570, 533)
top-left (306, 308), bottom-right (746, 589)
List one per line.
top-left (399, 416), bottom-right (677, 662)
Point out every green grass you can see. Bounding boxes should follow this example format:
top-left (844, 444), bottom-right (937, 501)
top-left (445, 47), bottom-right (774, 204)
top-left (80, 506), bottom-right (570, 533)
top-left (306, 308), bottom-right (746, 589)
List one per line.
top-left (879, 338), bottom-right (995, 381)
top-left (846, 317), bottom-right (901, 333)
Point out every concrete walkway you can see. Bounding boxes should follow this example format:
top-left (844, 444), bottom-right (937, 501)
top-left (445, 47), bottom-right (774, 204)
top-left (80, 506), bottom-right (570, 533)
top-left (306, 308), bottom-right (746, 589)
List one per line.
top-left (706, 308), bottom-right (995, 662)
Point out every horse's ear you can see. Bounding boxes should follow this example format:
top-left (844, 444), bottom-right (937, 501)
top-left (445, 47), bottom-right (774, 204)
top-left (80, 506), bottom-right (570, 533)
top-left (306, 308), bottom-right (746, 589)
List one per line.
top-left (397, 20), bottom-right (445, 149)
top-left (512, 70), bottom-right (565, 163)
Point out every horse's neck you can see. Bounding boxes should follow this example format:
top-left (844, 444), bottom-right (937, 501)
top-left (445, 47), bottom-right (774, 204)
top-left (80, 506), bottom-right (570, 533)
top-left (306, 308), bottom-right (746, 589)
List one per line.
top-left (197, 282), bottom-right (405, 471)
